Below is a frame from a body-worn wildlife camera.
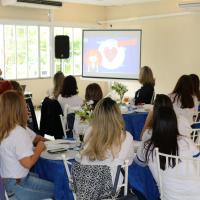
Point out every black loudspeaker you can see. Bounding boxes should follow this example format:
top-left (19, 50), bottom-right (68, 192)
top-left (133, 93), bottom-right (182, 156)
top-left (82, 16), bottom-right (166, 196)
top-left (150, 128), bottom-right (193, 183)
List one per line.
top-left (55, 35), bottom-right (70, 59)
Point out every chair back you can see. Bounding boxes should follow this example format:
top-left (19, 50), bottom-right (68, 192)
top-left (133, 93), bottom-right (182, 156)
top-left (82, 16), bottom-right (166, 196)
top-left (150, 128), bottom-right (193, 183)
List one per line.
top-left (40, 97), bottom-right (64, 139)
top-left (60, 104), bottom-right (80, 138)
top-left (155, 148), bottom-right (200, 200)
top-left (150, 91), bottom-right (155, 104)
top-left (25, 97), bottom-right (39, 134)
top-left (71, 163), bottom-right (113, 200)
top-left (194, 111), bottom-right (200, 122)
top-left (191, 125), bottom-right (200, 147)
top-left (62, 154), bottom-right (129, 200)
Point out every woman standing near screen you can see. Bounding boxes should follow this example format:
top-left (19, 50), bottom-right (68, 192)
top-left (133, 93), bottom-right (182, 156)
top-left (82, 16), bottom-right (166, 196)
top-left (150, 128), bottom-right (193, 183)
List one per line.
top-left (134, 66), bottom-right (155, 105)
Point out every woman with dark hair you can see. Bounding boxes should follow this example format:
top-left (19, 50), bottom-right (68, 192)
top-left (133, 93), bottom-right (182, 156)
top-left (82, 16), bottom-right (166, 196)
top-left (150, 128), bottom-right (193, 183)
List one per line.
top-left (136, 106), bottom-right (200, 200)
top-left (73, 84), bottom-right (103, 138)
top-left (141, 94), bottom-right (191, 140)
top-left (169, 75), bottom-right (198, 124)
top-left (58, 75), bottom-right (83, 111)
top-left (190, 74), bottom-right (200, 102)
top-left (85, 83), bottom-right (103, 107)
top-left (134, 66), bottom-right (155, 105)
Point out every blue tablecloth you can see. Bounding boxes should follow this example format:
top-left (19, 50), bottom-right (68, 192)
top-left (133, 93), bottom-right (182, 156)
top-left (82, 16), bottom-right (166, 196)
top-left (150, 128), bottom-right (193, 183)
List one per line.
top-left (129, 162), bottom-right (160, 200)
top-left (34, 158), bottom-right (74, 200)
top-left (34, 158), bottom-right (159, 200)
top-left (123, 112), bottom-right (148, 141)
top-left (191, 122), bottom-right (200, 129)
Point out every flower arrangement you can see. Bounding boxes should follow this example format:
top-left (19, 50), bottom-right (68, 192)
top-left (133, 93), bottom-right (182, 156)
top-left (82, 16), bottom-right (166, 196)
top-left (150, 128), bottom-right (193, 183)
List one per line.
top-left (111, 82), bottom-right (128, 104)
top-left (75, 100), bottom-right (94, 122)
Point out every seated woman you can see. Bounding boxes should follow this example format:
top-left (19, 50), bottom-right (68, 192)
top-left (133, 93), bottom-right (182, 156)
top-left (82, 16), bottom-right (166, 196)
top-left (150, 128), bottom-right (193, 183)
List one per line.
top-left (81, 97), bottom-right (135, 185)
top-left (190, 74), bottom-right (200, 103)
top-left (85, 83), bottom-right (103, 107)
top-left (10, 80), bottom-right (47, 141)
top-left (169, 75), bottom-right (198, 124)
top-left (47, 71), bottom-right (64, 99)
top-left (141, 94), bottom-right (192, 140)
top-left (0, 91), bottom-right (54, 200)
top-left (134, 66), bottom-right (155, 105)
top-left (58, 75), bottom-right (83, 112)
top-left (74, 83), bottom-right (103, 138)
top-left (136, 106), bottom-right (200, 200)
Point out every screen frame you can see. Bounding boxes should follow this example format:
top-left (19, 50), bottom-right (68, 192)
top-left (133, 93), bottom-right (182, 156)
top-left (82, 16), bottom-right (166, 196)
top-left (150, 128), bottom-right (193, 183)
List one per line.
top-left (82, 29), bottom-right (142, 80)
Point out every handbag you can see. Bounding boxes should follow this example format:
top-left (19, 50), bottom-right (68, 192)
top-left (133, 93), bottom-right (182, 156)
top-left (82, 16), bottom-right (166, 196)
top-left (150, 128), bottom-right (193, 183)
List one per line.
top-left (110, 166), bottom-right (139, 200)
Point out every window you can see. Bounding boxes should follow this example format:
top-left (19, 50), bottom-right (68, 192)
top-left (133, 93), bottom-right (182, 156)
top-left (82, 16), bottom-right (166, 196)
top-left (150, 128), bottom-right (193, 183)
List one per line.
top-left (40, 26), bottom-right (50, 77)
top-left (0, 23), bottom-right (82, 79)
top-left (28, 26), bottom-right (39, 78)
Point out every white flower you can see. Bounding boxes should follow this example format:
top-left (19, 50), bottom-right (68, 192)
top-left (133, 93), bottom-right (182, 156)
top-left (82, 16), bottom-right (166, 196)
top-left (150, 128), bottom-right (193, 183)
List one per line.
top-left (87, 100), bottom-right (94, 105)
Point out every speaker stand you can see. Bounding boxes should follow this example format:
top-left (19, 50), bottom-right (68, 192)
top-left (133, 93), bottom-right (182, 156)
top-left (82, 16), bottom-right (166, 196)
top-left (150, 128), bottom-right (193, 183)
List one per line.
top-left (60, 59), bottom-right (62, 71)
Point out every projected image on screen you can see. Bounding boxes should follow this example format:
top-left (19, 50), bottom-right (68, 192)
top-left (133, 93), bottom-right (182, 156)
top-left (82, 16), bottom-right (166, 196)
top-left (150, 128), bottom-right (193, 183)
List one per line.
top-left (82, 30), bottom-right (141, 80)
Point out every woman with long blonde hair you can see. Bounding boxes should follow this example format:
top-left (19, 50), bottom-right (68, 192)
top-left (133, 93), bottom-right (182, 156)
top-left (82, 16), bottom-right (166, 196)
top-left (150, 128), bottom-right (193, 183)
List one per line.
top-left (81, 97), bottom-right (135, 183)
top-left (0, 91), bottom-right (54, 200)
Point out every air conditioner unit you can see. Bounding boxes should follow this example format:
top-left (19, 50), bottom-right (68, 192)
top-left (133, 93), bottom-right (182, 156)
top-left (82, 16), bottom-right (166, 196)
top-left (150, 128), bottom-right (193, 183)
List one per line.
top-left (179, 1), bottom-right (200, 10)
top-left (1, 0), bottom-right (63, 9)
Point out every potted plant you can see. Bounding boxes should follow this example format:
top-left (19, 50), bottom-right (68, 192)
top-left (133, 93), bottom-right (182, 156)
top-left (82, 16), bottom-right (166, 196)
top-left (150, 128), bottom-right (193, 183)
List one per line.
top-left (111, 82), bottom-right (128, 104)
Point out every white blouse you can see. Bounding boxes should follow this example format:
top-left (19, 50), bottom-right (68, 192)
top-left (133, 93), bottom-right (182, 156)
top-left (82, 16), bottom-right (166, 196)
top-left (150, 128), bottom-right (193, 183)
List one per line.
top-left (136, 136), bottom-right (200, 200)
top-left (142, 115), bottom-right (192, 141)
top-left (81, 130), bottom-right (135, 185)
top-left (169, 93), bottom-right (198, 124)
top-left (0, 125), bottom-right (34, 178)
top-left (58, 94), bottom-right (83, 112)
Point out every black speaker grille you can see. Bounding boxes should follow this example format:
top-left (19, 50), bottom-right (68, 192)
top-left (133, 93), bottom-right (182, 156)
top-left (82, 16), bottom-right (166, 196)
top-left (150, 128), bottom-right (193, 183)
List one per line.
top-left (55, 35), bottom-right (70, 59)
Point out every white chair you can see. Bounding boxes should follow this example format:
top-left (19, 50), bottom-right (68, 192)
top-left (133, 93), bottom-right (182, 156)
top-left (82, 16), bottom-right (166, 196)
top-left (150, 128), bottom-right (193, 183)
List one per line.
top-left (155, 148), bottom-right (200, 200)
top-left (62, 155), bottom-right (76, 199)
top-left (194, 111), bottom-right (200, 122)
top-left (60, 104), bottom-right (81, 138)
top-left (5, 191), bottom-right (9, 200)
top-left (62, 154), bottom-right (129, 199)
top-left (150, 91), bottom-right (155, 104)
top-left (191, 124), bottom-right (200, 147)
top-left (59, 114), bottom-right (69, 139)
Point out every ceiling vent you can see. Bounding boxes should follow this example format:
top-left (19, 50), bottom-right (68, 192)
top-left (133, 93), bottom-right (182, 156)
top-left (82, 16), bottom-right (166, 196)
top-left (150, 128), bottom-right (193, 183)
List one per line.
top-left (1, 0), bottom-right (62, 9)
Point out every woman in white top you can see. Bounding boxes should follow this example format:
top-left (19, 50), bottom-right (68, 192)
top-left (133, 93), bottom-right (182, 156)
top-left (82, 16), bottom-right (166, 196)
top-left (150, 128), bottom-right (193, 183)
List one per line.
top-left (136, 106), bottom-right (200, 200)
top-left (141, 94), bottom-right (192, 141)
top-left (58, 75), bottom-right (83, 112)
top-left (169, 75), bottom-right (198, 124)
top-left (190, 74), bottom-right (200, 103)
top-left (0, 91), bottom-right (54, 200)
top-left (74, 83), bottom-right (103, 138)
top-left (81, 97), bottom-right (135, 185)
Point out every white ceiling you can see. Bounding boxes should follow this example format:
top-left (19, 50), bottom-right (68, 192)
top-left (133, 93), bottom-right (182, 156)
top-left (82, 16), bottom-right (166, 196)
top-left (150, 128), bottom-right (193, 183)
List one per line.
top-left (61, 0), bottom-right (161, 6)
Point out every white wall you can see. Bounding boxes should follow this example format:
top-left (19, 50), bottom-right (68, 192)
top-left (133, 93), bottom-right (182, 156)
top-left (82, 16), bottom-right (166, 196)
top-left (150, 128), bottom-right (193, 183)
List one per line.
top-left (1, 0), bottom-right (200, 105)
top-left (106, 14), bottom-right (200, 97)
top-left (105, 0), bottom-right (200, 97)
